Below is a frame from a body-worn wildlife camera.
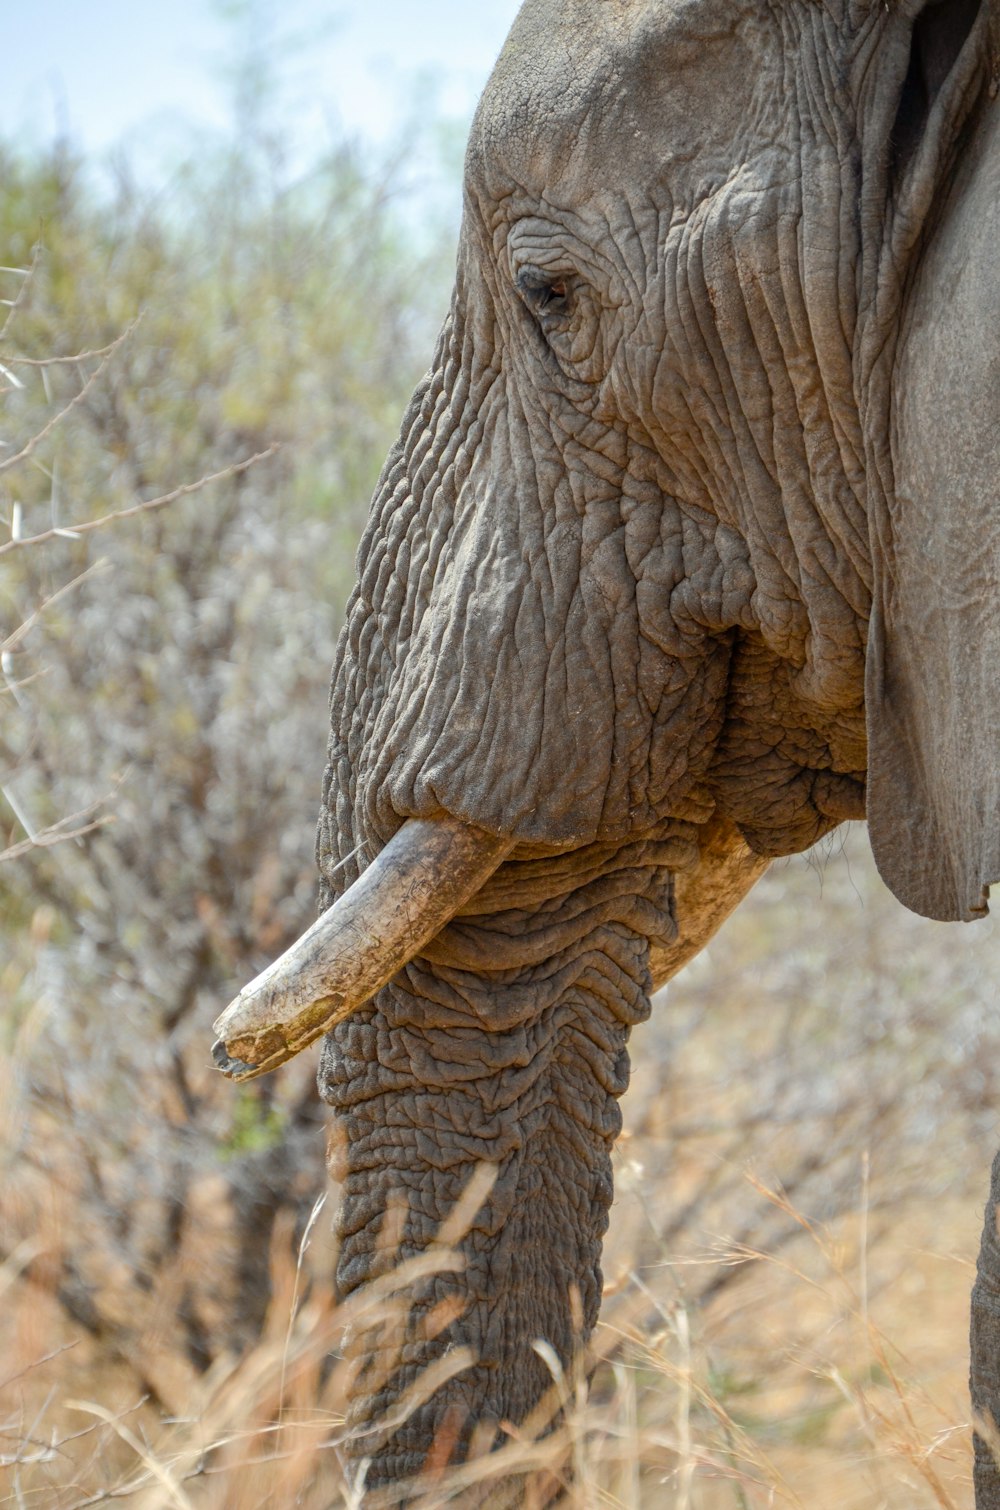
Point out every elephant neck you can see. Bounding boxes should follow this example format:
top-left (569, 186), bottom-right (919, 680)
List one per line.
top-left (318, 841), bottom-right (675, 1493)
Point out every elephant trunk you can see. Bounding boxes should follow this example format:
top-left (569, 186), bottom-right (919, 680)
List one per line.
top-left (319, 838), bottom-right (681, 1498)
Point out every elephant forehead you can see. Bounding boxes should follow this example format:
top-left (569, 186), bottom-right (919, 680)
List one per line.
top-left (469, 0), bottom-right (780, 208)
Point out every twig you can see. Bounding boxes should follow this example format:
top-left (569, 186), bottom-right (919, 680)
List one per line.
top-left (0, 249), bottom-right (39, 344)
top-left (0, 319), bottom-right (140, 478)
top-left (0, 445), bottom-right (281, 558)
top-left (0, 811), bottom-right (114, 864)
top-left (69, 1476), bottom-right (167, 1508)
top-left (1, 558), bottom-right (109, 655)
top-left (0, 1341), bottom-right (79, 1393)
top-left (0, 336), bottom-right (134, 368)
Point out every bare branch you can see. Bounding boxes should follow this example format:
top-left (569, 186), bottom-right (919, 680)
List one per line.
top-left (1, 559), bottom-right (109, 656)
top-left (0, 249), bottom-right (39, 344)
top-left (0, 769), bottom-right (123, 863)
top-left (0, 812), bottom-right (114, 864)
top-left (0, 336), bottom-right (135, 368)
top-left (0, 445), bottom-right (281, 559)
top-left (0, 319), bottom-right (140, 479)
top-left (0, 1343), bottom-right (80, 1395)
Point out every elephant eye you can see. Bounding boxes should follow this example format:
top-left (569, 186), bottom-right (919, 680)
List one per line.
top-left (516, 267), bottom-right (571, 319)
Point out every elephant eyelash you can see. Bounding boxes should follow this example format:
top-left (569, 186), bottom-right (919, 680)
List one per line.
top-left (516, 268), bottom-right (571, 318)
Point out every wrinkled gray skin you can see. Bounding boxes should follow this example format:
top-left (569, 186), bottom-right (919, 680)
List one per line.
top-left (313, 0), bottom-right (1000, 1499)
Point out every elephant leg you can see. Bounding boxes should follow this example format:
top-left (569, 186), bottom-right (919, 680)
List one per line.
top-left (972, 1149), bottom-right (1000, 1507)
top-left (319, 856), bottom-right (672, 1502)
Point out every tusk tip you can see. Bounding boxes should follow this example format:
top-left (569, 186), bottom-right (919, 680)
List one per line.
top-left (212, 1038), bottom-right (264, 1081)
top-left (210, 819), bottom-right (514, 1086)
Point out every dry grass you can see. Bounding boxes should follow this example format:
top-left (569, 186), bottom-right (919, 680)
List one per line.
top-left (2, 829), bottom-right (998, 1508)
top-left (0, 1172), bottom-right (982, 1508)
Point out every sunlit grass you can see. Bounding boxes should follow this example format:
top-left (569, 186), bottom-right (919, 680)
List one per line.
top-left (3, 834), bottom-right (999, 1506)
top-left (0, 1100), bottom-right (988, 1507)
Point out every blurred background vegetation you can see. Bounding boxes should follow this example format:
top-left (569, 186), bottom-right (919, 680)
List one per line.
top-left (1, 16), bottom-right (459, 1457)
top-left (2, 16), bottom-right (1000, 1508)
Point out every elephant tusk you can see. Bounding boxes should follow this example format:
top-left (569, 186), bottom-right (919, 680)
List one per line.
top-left (212, 818), bottom-right (514, 1082)
top-left (648, 814), bottom-right (770, 991)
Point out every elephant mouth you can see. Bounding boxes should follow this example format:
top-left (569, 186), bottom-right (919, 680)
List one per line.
top-left (212, 816), bottom-right (514, 1080)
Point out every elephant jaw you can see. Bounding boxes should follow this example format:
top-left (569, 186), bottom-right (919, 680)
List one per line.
top-left (211, 817), bottom-right (514, 1081)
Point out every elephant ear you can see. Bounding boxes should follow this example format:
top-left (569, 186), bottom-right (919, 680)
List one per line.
top-left (866, 71), bottom-right (1000, 923)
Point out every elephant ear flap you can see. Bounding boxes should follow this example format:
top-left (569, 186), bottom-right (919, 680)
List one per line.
top-left (865, 101), bottom-right (1000, 923)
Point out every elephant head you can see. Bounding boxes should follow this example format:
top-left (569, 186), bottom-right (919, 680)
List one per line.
top-left (214, 0), bottom-right (999, 1496)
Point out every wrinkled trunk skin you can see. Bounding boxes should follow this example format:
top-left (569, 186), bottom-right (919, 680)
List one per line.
top-left (972, 1151), bottom-right (1000, 1507)
top-left (319, 836), bottom-right (688, 1498)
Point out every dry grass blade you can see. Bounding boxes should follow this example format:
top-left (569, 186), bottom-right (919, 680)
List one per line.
top-left (65, 1402), bottom-right (197, 1510)
top-left (0, 1172), bottom-right (983, 1509)
top-left (0, 1240), bottom-right (44, 1303)
top-left (351, 1346), bottom-right (479, 1449)
top-left (278, 1192), bottom-right (328, 1420)
top-left (432, 1163), bottom-right (498, 1250)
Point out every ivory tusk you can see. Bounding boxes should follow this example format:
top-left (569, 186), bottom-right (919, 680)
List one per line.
top-left (648, 813), bottom-right (769, 991)
top-left (212, 818), bottom-right (514, 1082)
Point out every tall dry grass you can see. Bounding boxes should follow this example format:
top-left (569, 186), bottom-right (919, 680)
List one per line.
top-left (0, 1158), bottom-right (981, 1508)
top-left (3, 830), bottom-right (998, 1508)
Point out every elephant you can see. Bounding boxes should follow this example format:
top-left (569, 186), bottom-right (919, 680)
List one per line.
top-left (212, 0), bottom-right (1000, 1501)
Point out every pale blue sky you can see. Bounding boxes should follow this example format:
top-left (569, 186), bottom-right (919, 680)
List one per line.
top-left (5, 1), bottom-right (522, 162)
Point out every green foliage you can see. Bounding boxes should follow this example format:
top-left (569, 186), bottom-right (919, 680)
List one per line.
top-left (222, 1087), bottom-right (287, 1156)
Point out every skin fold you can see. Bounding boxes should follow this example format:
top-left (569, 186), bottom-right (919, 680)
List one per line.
top-left (298, 0), bottom-right (1000, 1499)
